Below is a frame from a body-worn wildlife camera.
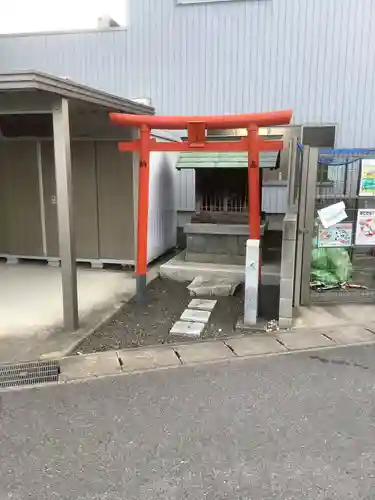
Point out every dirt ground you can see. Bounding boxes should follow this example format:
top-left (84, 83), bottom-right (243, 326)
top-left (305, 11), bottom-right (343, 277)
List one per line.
top-left (74, 277), bottom-right (279, 355)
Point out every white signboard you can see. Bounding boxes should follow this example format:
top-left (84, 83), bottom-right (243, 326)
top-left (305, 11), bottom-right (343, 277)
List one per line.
top-left (318, 222), bottom-right (353, 248)
top-left (359, 160), bottom-right (375, 197)
top-left (355, 209), bottom-right (375, 245)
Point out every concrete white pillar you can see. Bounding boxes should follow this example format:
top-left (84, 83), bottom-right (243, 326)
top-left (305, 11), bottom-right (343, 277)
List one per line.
top-left (244, 239), bottom-right (260, 325)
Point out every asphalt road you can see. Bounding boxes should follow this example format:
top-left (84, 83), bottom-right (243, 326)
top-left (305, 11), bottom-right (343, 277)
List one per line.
top-left (2, 345), bottom-right (375, 499)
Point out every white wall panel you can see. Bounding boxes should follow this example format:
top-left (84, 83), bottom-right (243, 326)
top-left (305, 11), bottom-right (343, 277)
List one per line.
top-left (147, 150), bottom-right (179, 263)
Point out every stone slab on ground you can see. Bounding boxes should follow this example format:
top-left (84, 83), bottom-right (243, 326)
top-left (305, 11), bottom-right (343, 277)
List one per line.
top-left (175, 341), bottom-right (234, 364)
top-left (60, 352), bottom-right (120, 381)
top-left (324, 325), bottom-right (375, 344)
top-left (187, 276), bottom-right (241, 297)
top-left (159, 250), bottom-right (245, 283)
top-left (188, 299), bottom-right (217, 311)
top-left (118, 347), bottom-right (180, 371)
top-left (180, 308), bottom-right (211, 323)
top-left (170, 321), bottom-right (206, 338)
top-left (226, 336), bottom-right (287, 356)
top-left (277, 331), bottom-right (335, 350)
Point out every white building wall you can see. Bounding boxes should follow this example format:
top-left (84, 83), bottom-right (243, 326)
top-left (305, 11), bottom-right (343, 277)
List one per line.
top-left (147, 132), bottom-right (180, 262)
top-left (1, 0), bottom-right (374, 214)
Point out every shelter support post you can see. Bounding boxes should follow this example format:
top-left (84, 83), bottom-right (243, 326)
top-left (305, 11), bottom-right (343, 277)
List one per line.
top-left (244, 125), bottom-right (261, 325)
top-left (136, 125), bottom-right (151, 303)
top-left (52, 98), bottom-right (79, 331)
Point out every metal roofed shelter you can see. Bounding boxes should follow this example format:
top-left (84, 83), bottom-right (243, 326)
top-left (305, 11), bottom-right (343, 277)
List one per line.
top-left (0, 71), bottom-right (154, 332)
top-left (110, 110), bottom-right (293, 324)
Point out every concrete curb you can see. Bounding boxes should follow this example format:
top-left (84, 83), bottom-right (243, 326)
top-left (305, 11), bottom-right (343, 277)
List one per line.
top-left (66, 339), bottom-right (375, 381)
top-left (2, 331), bottom-right (375, 393)
top-left (56, 324), bottom-right (375, 384)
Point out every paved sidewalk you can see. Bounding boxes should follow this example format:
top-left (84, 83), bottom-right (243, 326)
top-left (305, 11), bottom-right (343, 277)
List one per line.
top-left (0, 266), bottom-right (160, 364)
top-left (59, 323), bottom-right (375, 382)
top-left (295, 303), bottom-right (375, 330)
top-left (0, 264), bottom-right (135, 363)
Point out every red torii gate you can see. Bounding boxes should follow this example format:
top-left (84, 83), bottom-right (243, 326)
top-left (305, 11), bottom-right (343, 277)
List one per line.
top-left (110, 110), bottom-right (293, 301)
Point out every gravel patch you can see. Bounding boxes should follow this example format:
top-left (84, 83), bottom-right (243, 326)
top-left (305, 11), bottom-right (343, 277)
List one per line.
top-left (74, 277), bottom-right (279, 354)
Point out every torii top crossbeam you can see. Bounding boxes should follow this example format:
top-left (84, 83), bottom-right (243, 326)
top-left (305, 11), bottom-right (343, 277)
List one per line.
top-left (110, 110), bottom-right (293, 301)
top-left (110, 110), bottom-right (292, 130)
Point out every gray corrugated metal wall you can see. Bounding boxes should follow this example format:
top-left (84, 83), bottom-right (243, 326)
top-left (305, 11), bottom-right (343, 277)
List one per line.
top-left (1, 0), bottom-right (374, 214)
top-left (1, 0), bottom-right (375, 147)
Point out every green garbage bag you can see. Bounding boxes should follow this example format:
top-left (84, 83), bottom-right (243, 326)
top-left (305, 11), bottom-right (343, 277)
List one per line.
top-left (311, 237), bottom-right (352, 285)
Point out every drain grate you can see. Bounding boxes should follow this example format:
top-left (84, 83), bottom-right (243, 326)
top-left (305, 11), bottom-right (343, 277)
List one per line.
top-left (0, 360), bottom-right (60, 389)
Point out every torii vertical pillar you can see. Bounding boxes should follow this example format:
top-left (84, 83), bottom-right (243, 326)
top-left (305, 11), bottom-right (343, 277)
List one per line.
top-left (244, 125), bottom-right (261, 325)
top-left (136, 124), bottom-right (151, 302)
